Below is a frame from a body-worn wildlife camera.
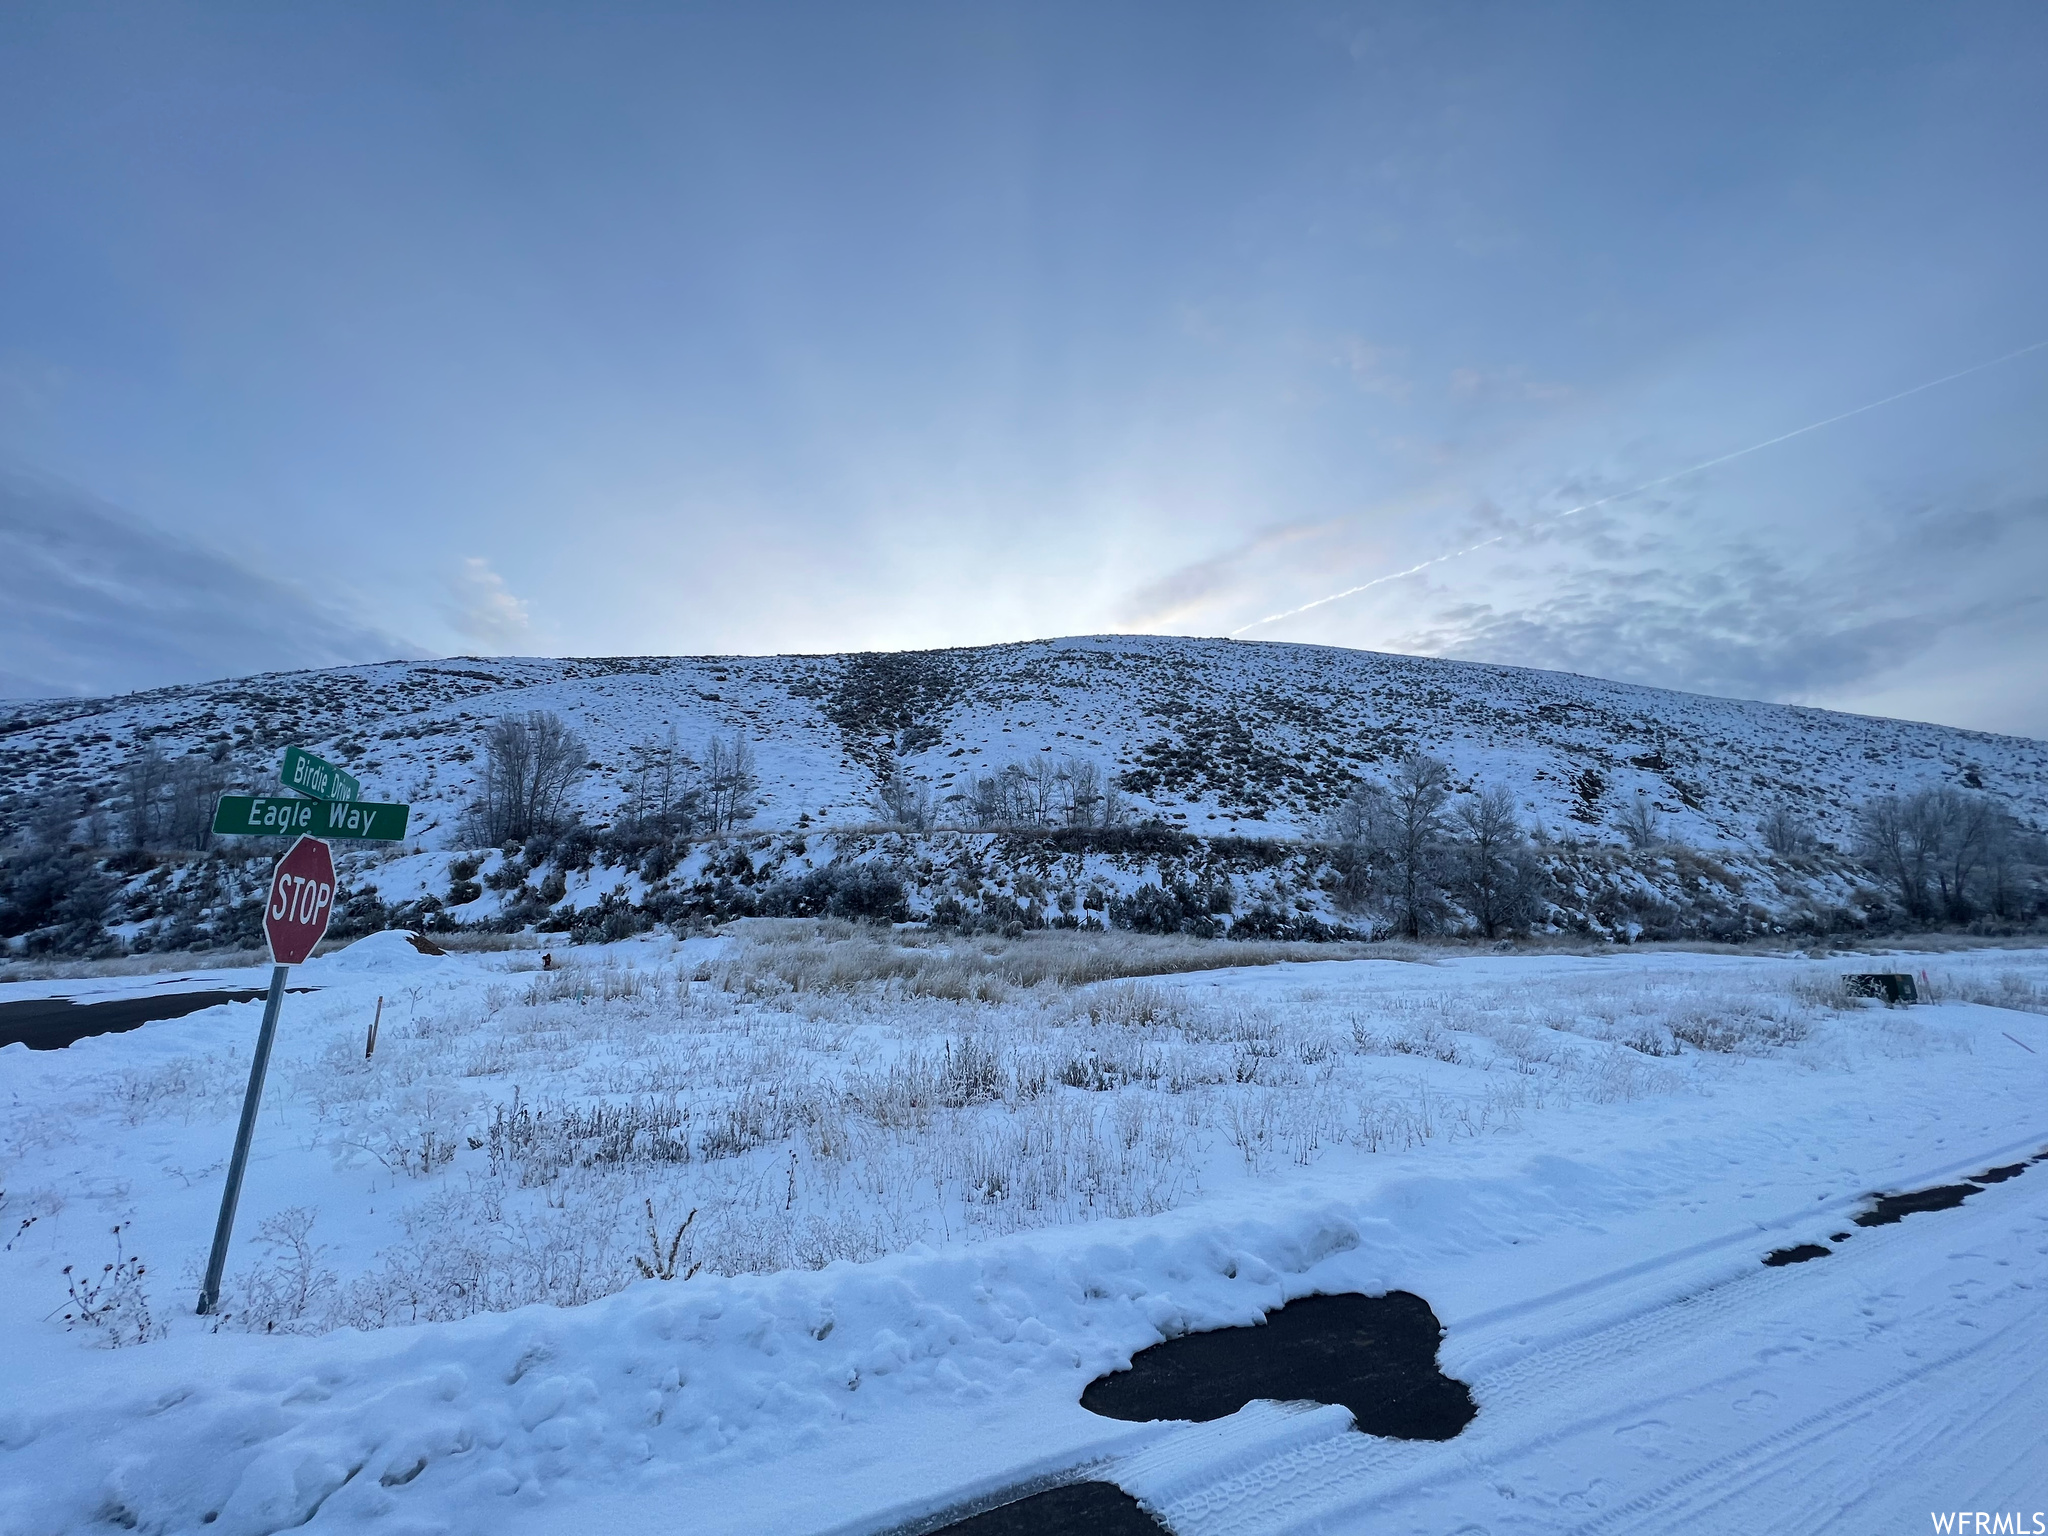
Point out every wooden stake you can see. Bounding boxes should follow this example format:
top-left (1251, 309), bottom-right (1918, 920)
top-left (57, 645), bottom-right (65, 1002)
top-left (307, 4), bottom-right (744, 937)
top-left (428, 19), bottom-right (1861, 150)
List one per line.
top-left (366, 995), bottom-right (383, 1060)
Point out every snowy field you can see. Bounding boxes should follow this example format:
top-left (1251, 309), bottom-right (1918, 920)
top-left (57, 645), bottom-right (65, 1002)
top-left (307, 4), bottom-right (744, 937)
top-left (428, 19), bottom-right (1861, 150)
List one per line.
top-left (1, 929), bottom-right (2045, 1534)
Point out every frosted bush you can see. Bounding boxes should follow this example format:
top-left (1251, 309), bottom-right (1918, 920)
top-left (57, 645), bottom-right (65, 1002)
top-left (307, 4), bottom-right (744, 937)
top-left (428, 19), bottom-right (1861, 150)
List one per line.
top-left (226, 1207), bottom-right (338, 1335)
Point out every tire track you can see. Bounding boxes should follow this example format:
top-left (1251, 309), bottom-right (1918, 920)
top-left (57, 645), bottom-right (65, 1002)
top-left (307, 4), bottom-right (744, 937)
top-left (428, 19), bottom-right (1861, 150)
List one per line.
top-left (1566, 1309), bottom-right (2037, 1534)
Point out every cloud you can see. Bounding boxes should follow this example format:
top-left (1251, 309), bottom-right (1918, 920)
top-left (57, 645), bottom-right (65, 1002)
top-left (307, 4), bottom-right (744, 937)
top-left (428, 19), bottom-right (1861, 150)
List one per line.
top-left (1390, 493), bottom-right (2048, 708)
top-left (1113, 520), bottom-right (1346, 630)
top-left (1447, 365), bottom-right (1573, 403)
top-left (1398, 560), bottom-right (1944, 702)
top-left (0, 472), bottom-right (419, 699)
top-left (1333, 337), bottom-right (1411, 400)
top-left (445, 557), bottom-right (532, 647)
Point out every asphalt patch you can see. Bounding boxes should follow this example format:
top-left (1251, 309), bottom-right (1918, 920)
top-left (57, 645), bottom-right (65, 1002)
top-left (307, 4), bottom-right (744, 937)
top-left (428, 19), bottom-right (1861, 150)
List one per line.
top-left (1971, 1163), bottom-right (2027, 1184)
top-left (1763, 1243), bottom-right (1832, 1267)
top-left (1081, 1290), bottom-right (1477, 1441)
top-left (1766, 1152), bottom-right (2046, 1265)
top-left (1844, 1152), bottom-right (2046, 1231)
top-left (0, 988), bottom-right (310, 1051)
top-left (926, 1482), bottom-right (1164, 1536)
top-left (1853, 1183), bottom-right (1983, 1226)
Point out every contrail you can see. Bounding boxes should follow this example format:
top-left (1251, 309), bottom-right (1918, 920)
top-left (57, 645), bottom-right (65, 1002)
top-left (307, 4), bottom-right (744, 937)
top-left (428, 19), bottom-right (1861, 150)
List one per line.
top-left (1230, 338), bottom-right (2048, 637)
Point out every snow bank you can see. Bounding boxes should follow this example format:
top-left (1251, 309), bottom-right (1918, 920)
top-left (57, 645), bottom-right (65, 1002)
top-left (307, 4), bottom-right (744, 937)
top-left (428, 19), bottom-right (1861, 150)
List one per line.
top-left (1, 1196), bottom-right (1373, 1536)
top-left (309, 931), bottom-right (450, 977)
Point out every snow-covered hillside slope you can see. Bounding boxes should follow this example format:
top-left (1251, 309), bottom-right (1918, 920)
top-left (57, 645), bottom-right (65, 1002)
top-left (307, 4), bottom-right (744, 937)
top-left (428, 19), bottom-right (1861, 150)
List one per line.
top-left (4, 635), bottom-right (2045, 852)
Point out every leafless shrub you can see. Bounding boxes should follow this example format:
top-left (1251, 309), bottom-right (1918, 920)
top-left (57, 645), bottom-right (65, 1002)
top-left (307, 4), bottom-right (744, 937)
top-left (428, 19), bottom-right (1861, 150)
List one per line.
top-left (1225, 1092), bottom-right (1282, 1173)
top-left (1349, 1081), bottom-right (1437, 1152)
top-left (1786, 972), bottom-right (1857, 1013)
top-left (1616, 795), bottom-right (1665, 851)
top-left (340, 1085), bottom-right (470, 1178)
top-left (1354, 1016), bottom-right (1463, 1063)
top-left (632, 1200), bottom-right (702, 1281)
top-left (57, 1223), bottom-right (160, 1346)
top-left (228, 1207), bottom-right (338, 1334)
top-left (1669, 1001), bottom-right (1807, 1052)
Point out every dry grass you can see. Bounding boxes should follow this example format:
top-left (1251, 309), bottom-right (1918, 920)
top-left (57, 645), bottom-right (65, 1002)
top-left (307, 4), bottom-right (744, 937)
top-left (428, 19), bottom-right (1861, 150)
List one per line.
top-left (1922, 967), bottom-right (2048, 1015)
top-left (20, 922), bottom-right (2001, 1339)
top-left (429, 931), bottom-right (544, 953)
top-left (710, 919), bottom-right (1411, 1000)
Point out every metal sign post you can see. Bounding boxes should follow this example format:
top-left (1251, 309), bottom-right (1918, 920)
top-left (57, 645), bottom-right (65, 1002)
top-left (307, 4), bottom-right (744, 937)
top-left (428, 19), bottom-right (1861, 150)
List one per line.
top-left (195, 747), bottom-right (412, 1316)
top-left (196, 834), bottom-right (336, 1316)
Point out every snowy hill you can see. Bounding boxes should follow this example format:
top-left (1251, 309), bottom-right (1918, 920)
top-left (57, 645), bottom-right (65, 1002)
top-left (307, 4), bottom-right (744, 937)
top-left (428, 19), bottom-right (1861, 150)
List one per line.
top-left (3, 635), bottom-right (2045, 854)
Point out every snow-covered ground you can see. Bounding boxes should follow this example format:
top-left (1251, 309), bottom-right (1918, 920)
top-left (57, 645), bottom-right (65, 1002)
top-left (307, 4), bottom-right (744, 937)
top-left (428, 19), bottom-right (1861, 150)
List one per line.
top-left (1, 931), bottom-right (2044, 1534)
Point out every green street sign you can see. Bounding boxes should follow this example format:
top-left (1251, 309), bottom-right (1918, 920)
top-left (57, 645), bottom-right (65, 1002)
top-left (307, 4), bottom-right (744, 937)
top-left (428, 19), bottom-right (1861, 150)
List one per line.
top-left (279, 746), bottom-right (361, 803)
top-left (214, 795), bottom-right (410, 841)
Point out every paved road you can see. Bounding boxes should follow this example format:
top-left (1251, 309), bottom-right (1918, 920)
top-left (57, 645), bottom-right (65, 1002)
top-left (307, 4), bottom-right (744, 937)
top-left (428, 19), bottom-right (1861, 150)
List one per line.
top-left (0, 986), bottom-right (312, 1050)
top-left (911, 1135), bottom-right (2048, 1535)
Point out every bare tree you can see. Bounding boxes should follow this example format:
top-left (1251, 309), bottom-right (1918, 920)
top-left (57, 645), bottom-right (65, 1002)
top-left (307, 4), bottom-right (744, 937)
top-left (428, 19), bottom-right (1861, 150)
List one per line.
top-left (1021, 758), bottom-right (1060, 825)
top-left (1382, 753), bottom-right (1454, 937)
top-left (1759, 805), bottom-right (1817, 856)
top-left (1099, 778), bottom-right (1129, 830)
top-left (122, 743), bottom-right (172, 847)
top-left (1321, 781), bottom-right (1390, 911)
top-left (1857, 793), bottom-right (1932, 921)
top-left (168, 752), bottom-right (232, 851)
top-left (960, 757), bottom-right (1124, 830)
top-left (1857, 786), bottom-right (2016, 923)
top-left (118, 743), bottom-right (229, 850)
top-left (965, 762), bottom-right (1039, 829)
top-left (468, 712), bottom-right (588, 844)
top-left (701, 733), bottom-right (759, 836)
top-left (622, 727), bottom-right (697, 840)
top-left (1980, 813), bottom-right (2045, 920)
top-left (29, 790), bottom-right (80, 850)
top-left (1933, 792), bottom-right (2002, 919)
top-left (875, 767), bottom-right (935, 830)
top-left (1057, 758), bottom-right (1099, 827)
top-left (1320, 754), bottom-right (1453, 932)
top-left (963, 767), bottom-right (1011, 828)
top-left (1616, 793), bottom-right (1664, 850)
top-left (1056, 757), bottom-right (1126, 829)
top-left (1453, 783), bottom-right (1542, 938)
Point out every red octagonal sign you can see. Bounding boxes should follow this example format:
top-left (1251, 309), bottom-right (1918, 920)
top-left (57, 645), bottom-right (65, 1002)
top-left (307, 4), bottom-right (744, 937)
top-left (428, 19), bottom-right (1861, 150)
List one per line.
top-left (265, 835), bottom-right (336, 965)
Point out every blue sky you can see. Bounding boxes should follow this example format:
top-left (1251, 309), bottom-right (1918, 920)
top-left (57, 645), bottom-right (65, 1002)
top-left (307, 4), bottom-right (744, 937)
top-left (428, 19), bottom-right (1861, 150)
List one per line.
top-left (3, 2), bottom-right (2045, 734)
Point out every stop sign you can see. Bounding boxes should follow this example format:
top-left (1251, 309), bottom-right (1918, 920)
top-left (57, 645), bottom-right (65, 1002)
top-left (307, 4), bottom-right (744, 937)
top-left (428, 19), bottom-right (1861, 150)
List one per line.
top-left (264, 835), bottom-right (336, 965)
